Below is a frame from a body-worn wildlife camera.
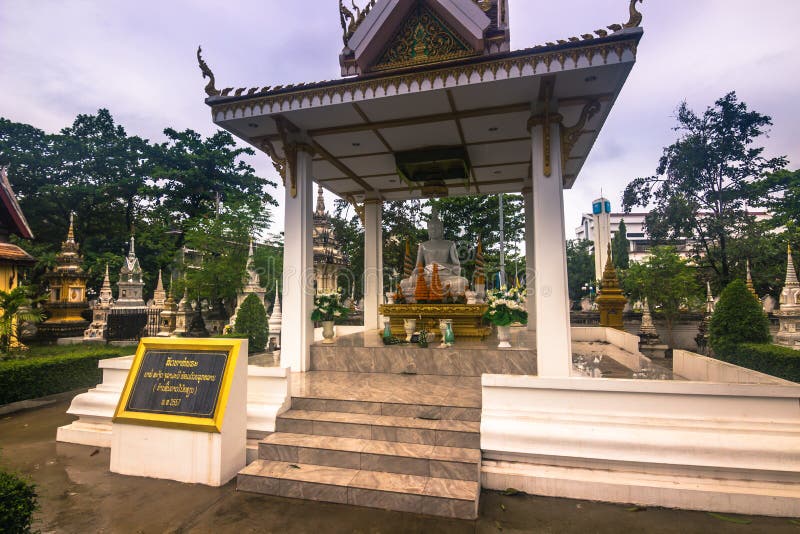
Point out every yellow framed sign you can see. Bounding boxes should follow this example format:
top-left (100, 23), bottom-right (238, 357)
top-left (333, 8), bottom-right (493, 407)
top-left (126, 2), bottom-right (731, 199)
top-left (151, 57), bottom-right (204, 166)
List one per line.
top-left (113, 337), bottom-right (244, 433)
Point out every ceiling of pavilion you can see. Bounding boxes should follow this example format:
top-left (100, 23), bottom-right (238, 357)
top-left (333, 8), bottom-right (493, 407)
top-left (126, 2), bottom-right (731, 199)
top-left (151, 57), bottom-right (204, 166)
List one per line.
top-left (201, 0), bottom-right (643, 203)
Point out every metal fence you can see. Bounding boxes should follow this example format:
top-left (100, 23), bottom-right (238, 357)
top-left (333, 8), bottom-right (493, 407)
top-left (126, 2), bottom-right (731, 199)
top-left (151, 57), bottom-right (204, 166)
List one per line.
top-left (107, 308), bottom-right (161, 341)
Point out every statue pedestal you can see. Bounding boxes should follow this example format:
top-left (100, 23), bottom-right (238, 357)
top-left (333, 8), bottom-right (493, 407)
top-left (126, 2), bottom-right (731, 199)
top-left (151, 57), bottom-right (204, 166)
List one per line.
top-left (379, 304), bottom-right (491, 340)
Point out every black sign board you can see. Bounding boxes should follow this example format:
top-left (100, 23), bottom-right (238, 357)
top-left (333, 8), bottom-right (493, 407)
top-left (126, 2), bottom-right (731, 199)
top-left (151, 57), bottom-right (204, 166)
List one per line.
top-left (125, 349), bottom-right (229, 418)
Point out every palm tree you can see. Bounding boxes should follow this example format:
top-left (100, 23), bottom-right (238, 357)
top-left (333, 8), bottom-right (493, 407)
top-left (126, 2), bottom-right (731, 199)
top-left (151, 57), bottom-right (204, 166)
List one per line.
top-left (0, 286), bottom-right (45, 354)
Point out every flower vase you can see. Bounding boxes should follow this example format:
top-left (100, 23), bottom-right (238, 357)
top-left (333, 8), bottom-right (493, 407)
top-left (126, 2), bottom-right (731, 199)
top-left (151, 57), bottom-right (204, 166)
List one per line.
top-left (382, 319), bottom-right (393, 341)
top-left (403, 319), bottom-right (416, 341)
top-left (322, 321), bottom-right (336, 344)
top-left (444, 321), bottom-right (455, 346)
top-left (496, 325), bottom-right (511, 348)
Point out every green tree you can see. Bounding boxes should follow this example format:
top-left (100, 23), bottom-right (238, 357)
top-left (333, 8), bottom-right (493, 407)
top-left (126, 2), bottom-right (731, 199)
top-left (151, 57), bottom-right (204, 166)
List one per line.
top-left (709, 279), bottom-right (770, 354)
top-left (622, 92), bottom-right (787, 286)
top-left (0, 286), bottom-right (45, 354)
top-left (566, 239), bottom-right (595, 301)
top-left (150, 128), bottom-right (275, 232)
top-left (621, 246), bottom-right (701, 347)
top-left (612, 219), bottom-right (630, 270)
top-left (181, 202), bottom-right (267, 311)
top-left (756, 168), bottom-right (800, 230)
top-left (0, 469), bottom-right (38, 533)
top-left (234, 293), bottom-right (268, 353)
top-left (432, 194), bottom-right (525, 284)
top-left (0, 111), bottom-right (277, 305)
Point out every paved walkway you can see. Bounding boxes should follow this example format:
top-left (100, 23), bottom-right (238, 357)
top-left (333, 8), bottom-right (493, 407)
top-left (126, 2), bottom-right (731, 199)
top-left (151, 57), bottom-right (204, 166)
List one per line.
top-left (2, 401), bottom-right (798, 533)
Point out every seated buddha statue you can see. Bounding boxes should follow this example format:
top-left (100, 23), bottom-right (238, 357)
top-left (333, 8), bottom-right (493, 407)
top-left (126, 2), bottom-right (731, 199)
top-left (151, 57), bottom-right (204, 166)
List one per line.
top-left (399, 208), bottom-right (469, 299)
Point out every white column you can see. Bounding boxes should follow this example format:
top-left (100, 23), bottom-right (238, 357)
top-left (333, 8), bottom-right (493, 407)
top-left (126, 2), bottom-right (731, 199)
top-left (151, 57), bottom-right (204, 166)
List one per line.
top-left (363, 199), bottom-right (383, 332)
top-left (280, 148), bottom-right (314, 372)
top-left (523, 187), bottom-right (536, 332)
top-left (531, 119), bottom-right (572, 377)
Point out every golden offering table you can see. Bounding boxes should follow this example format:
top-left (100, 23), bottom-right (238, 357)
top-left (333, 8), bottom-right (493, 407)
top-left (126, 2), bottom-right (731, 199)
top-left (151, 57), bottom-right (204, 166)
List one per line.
top-left (379, 304), bottom-right (492, 340)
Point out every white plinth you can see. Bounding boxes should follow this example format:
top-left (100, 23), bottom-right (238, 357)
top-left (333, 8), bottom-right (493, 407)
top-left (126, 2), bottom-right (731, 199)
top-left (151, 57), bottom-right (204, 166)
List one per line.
top-left (109, 342), bottom-right (247, 486)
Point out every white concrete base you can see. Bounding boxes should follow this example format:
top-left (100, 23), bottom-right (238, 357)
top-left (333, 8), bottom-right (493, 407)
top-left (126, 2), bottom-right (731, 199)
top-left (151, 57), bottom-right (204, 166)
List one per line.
top-left (673, 349), bottom-right (795, 385)
top-left (482, 459), bottom-right (800, 517)
top-left (109, 343), bottom-right (247, 486)
top-left (56, 356), bottom-right (134, 448)
top-left (246, 365), bottom-right (291, 437)
top-left (481, 375), bottom-right (800, 517)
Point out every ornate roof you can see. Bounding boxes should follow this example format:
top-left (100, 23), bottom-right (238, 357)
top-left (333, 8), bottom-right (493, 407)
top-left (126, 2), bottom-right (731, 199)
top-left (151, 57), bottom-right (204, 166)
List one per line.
top-left (0, 166), bottom-right (33, 240)
top-left (200, 0), bottom-right (641, 101)
top-left (0, 242), bottom-right (35, 263)
top-left (200, 1), bottom-right (643, 201)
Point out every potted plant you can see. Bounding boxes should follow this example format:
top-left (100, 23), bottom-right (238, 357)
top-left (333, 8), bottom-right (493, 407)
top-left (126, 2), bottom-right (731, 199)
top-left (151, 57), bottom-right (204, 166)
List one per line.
top-left (311, 290), bottom-right (350, 343)
top-left (482, 286), bottom-right (527, 348)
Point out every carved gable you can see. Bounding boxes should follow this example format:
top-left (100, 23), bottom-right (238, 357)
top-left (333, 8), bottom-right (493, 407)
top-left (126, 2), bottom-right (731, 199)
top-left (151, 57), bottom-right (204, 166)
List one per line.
top-left (370, 2), bottom-right (477, 72)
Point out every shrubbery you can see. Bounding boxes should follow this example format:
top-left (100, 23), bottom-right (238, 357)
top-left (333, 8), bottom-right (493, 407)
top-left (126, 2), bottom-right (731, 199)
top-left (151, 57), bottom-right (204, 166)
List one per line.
top-left (709, 279), bottom-right (770, 354)
top-left (715, 342), bottom-right (800, 383)
top-left (0, 469), bottom-right (37, 533)
top-left (234, 294), bottom-right (268, 353)
top-left (0, 346), bottom-right (125, 405)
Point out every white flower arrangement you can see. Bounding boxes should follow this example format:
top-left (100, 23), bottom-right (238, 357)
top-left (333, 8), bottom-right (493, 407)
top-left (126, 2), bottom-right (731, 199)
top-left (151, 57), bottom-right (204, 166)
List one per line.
top-left (311, 289), bottom-right (350, 323)
top-left (483, 286), bottom-right (528, 326)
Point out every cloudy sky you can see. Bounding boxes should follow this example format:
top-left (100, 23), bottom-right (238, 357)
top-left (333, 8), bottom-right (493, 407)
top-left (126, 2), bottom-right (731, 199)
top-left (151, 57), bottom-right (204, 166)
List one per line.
top-left (1, 0), bottom-right (798, 239)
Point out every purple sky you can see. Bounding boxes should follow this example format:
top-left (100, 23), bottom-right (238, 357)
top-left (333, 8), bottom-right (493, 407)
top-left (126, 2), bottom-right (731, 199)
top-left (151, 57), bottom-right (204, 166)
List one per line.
top-left (1, 1), bottom-right (798, 239)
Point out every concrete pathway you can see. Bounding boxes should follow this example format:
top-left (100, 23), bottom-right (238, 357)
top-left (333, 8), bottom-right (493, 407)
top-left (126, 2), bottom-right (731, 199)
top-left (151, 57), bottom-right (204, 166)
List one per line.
top-left (1, 401), bottom-right (798, 533)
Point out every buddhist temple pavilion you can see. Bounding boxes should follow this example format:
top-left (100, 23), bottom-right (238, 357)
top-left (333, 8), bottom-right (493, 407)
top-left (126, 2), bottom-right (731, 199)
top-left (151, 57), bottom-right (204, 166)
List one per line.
top-left (198, 0), bottom-right (645, 519)
top-left (201, 0), bottom-right (642, 374)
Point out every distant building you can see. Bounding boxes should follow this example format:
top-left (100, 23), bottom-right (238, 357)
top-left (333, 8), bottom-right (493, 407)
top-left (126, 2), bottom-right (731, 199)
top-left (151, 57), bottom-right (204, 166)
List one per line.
top-left (575, 208), bottom-right (771, 267)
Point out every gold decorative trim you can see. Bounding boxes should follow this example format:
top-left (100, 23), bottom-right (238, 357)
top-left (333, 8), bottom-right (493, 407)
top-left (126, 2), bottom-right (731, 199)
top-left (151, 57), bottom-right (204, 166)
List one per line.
top-left (209, 40), bottom-right (639, 120)
top-left (196, 46), bottom-right (220, 97)
top-left (560, 100), bottom-right (601, 166)
top-left (345, 194), bottom-right (366, 224)
top-left (623, 0), bottom-right (643, 29)
top-left (340, 0), bottom-right (377, 46)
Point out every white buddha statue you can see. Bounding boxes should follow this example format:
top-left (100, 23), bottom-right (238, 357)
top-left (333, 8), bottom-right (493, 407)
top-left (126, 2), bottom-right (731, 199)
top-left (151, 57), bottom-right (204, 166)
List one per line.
top-left (400, 208), bottom-right (469, 299)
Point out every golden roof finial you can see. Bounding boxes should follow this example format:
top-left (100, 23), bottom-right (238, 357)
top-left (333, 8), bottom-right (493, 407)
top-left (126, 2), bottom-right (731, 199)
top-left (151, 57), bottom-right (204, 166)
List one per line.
top-left (746, 259), bottom-right (758, 300)
top-left (67, 212), bottom-right (75, 242)
top-left (623, 0), bottom-right (643, 29)
top-left (196, 46), bottom-right (220, 97)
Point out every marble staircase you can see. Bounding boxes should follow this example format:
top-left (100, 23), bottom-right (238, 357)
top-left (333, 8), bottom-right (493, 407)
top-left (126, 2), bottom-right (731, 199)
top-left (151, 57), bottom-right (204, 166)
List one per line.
top-left (238, 370), bottom-right (483, 519)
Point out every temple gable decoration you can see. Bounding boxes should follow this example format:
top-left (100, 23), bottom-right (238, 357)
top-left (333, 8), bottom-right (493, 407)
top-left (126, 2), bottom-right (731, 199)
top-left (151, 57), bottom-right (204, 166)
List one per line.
top-left (371, 2), bottom-right (476, 72)
top-left (340, 0), bottom-right (501, 77)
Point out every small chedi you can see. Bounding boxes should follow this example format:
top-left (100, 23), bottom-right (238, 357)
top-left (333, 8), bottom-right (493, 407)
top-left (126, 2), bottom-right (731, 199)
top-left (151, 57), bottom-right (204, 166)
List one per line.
top-left (40, 214), bottom-right (90, 339)
top-left (83, 265), bottom-right (114, 341)
top-left (595, 244), bottom-right (627, 330)
top-left (267, 281), bottom-right (282, 351)
top-left (775, 244), bottom-right (800, 349)
top-left (228, 239), bottom-right (267, 330)
top-left (115, 235), bottom-right (146, 310)
top-left (313, 185), bottom-right (348, 293)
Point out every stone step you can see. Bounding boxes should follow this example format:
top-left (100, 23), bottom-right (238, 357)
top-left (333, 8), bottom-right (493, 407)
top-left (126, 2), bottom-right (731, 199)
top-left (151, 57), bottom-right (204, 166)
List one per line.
top-left (291, 396), bottom-right (481, 422)
top-left (238, 460), bottom-right (480, 520)
top-left (276, 410), bottom-right (481, 449)
top-left (259, 433), bottom-right (480, 481)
